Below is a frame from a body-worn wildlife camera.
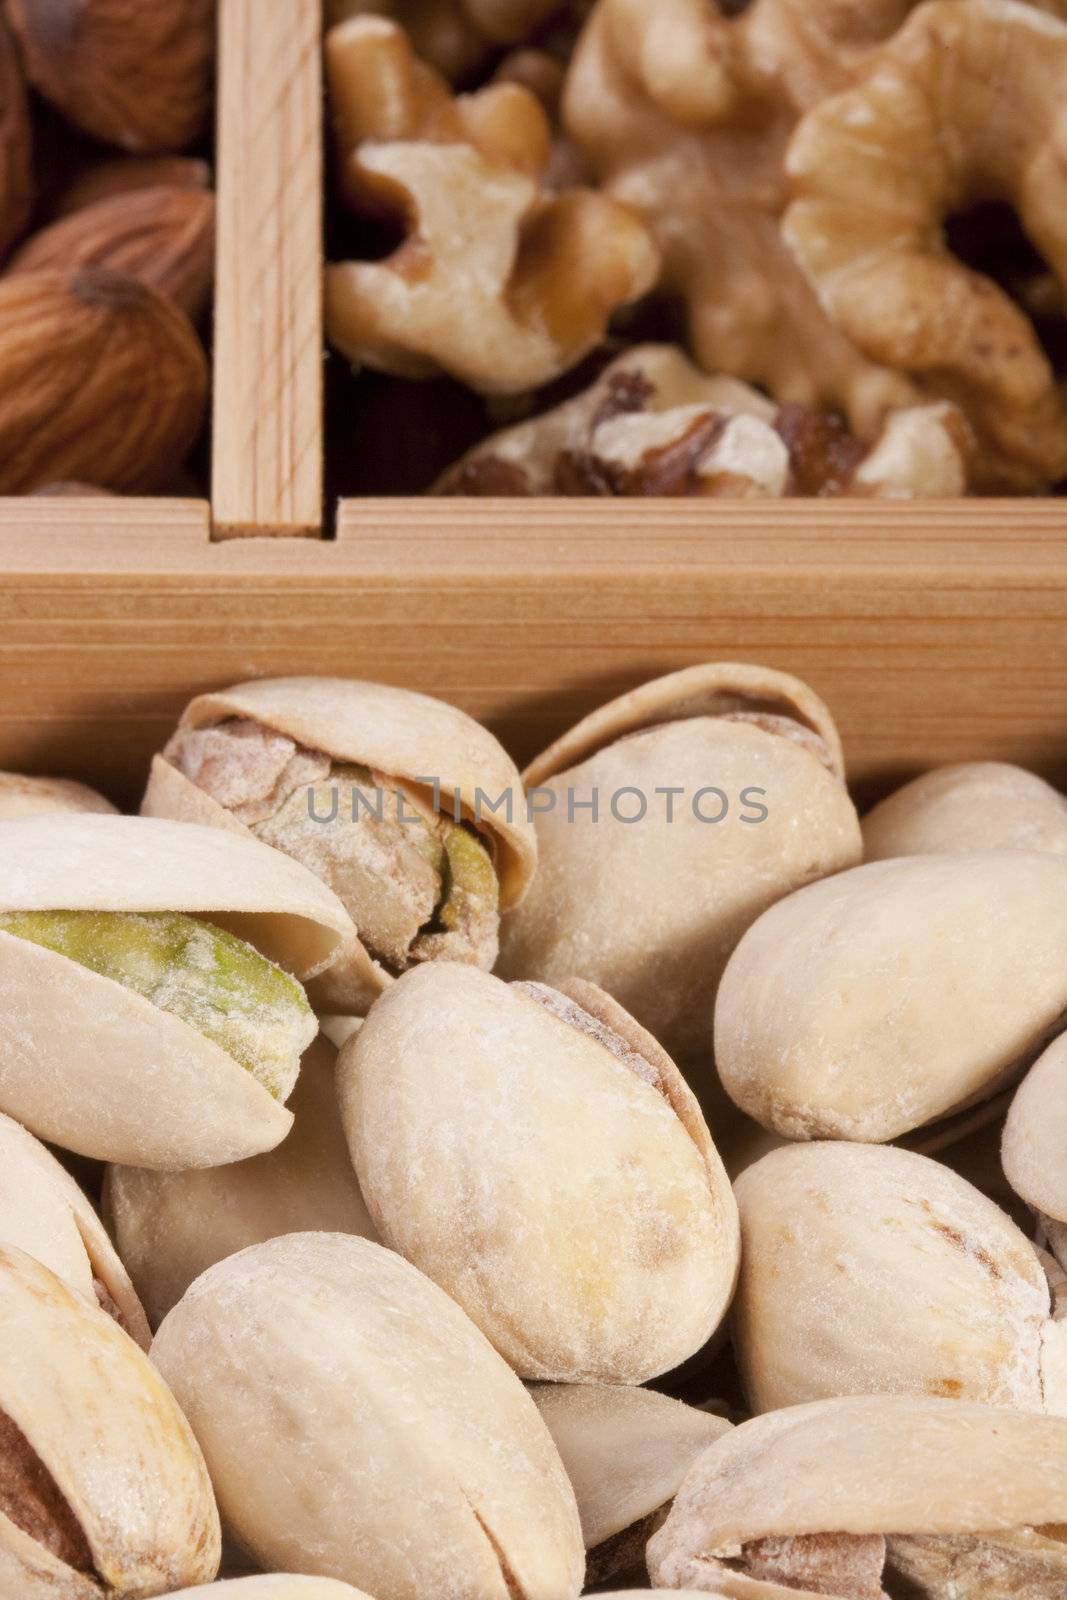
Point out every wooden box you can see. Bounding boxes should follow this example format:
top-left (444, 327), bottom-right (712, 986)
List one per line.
top-left (1, 0), bottom-right (1065, 807)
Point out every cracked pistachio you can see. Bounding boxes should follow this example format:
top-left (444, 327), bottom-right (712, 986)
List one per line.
top-left (143, 676), bottom-right (537, 1012)
top-left (0, 1109), bottom-right (148, 1347)
top-left (0, 770), bottom-right (116, 819)
top-left (0, 815), bottom-right (353, 1168)
top-left (151, 1233), bottom-right (584, 1600)
top-left (647, 1394), bottom-right (1067, 1599)
top-left (496, 663), bottom-right (861, 1088)
top-left (863, 762), bottom-right (1067, 862)
top-left (715, 852), bottom-right (1067, 1142)
top-left (340, 963), bottom-right (740, 1382)
top-left (106, 1036), bottom-right (378, 1328)
top-left (531, 1385), bottom-right (730, 1584)
top-left (732, 1141), bottom-right (1067, 1417)
top-left (0, 1242), bottom-right (220, 1599)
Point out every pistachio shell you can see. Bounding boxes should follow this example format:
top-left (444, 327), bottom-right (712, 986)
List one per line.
top-left (498, 664), bottom-right (860, 1075)
top-left (863, 762), bottom-right (1067, 861)
top-left (531, 1385), bottom-right (730, 1580)
top-left (341, 964), bottom-right (740, 1382)
top-left (106, 1036), bottom-right (378, 1327)
top-left (0, 814), bottom-right (355, 1167)
top-left (0, 1109), bottom-right (148, 1347)
top-left (647, 1395), bottom-right (1067, 1595)
top-left (715, 852), bottom-right (1067, 1142)
top-left (178, 1581), bottom-right (376, 1598)
top-left (732, 1141), bottom-right (1066, 1415)
top-left (0, 1243), bottom-right (220, 1597)
top-left (522, 663), bottom-right (846, 788)
top-left (151, 1233), bottom-right (585, 1600)
top-left (1004, 1031), bottom-right (1067, 1223)
top-left (0, 771), bottom-right (116, 819)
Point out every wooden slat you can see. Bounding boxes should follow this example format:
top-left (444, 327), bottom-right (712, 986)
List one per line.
top-left (211, 0), bottom-right (323, 538)
top-left (1, 500), bottom-right (1066, 808)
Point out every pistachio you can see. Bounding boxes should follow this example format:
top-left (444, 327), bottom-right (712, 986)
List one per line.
top-left (0, 909), bottom-right (314, 1102)
top-left (106, 1036), bottom-right (379, 1328)
top-left (151, 1233), bottom-right (585, 1600)
top-left (0, 1109), bottom-right (148, 1347)
top-left (863, 762), bottom-right (1067, 861)
top-left (144, 676), bottom-right (536, 1013)
top-left (340, 963), bottom-right (740, 1382)
top-left (1003, 1030), bottom-right (1067, 1227)
top-left (647, 1394), bottom-right (1067, 1599)
top-left (715, 852), bottom-right (1067, 1142)
top-left (732, 1141), bottom-right (1067, 1416)
top-left (0, 771), bottom-right (115, 819)
top-left (0, 1242), bottom-right (220, 1596)
top-left (531, 1385), bottom-right (731, 1584)
top-left (0, 814), bottom-right (353, 1167)
top-left (496, 663), bottom-right (860, 1089)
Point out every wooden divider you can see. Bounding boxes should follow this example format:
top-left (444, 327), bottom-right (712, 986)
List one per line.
top-left (211, 0), bottom-right (324, 538)
top-left (0, 500), bottom-right (1065, 809)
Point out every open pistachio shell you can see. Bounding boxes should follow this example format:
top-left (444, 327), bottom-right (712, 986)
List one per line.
top-left (531, 1385), bottom-right (730, 1583)
top-left (0, 1109), bottom-right (148, 1347)
top-left (1004, 1031), bottom-right (1067, 1225)
top-left (178, 1582), bottom-right (376, 1598)
top-left (0, 814), bottom-right (354, 1167)
top-left (733, 1141), bottom-right (1067, 1416)
top-left (151, 1233), bottom-right (584, 1600)
top-left (0, 1243), bottom-right (220, 1598)
top-left (143, 676), bottom-right (537, 1011)
top-left (106, 1036), bottom-right (379, 1328)
top-left (341, 964), bottom-right (740, 1382)
top-left (497, 663), bottom-right (860, 1080)
top-left (647, 1394), bottom-right (1067, 1599)
top-left (863, 762), bottom-right (1067, 861)
top-left (716, 852), bottom-right (1067, 1142)
top-left (0, 771), bottom-right (116, 818)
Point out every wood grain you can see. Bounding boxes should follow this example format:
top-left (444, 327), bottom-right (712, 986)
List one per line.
top-left (211, 0), bottom-right (323, 538)
top-left (0, 500), bottom-right (1065, 809)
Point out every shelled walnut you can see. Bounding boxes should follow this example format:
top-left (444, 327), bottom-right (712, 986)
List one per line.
top-left (436, 344), bottom-right (972, 495)
top-left (324, 15), bottom-right (658, 393)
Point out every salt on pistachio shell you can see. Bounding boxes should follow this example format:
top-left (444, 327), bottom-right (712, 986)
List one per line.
top-left (715, 852), bottom-right (1067, 1143)
top-left (732, 1141), bottom-right (1067, 1417)
top-left (497, 663), bottom-right (860, 1078)
top-left (863, 762), bottom-right (1067, 861)
top-left (0, 1109), bottom-right (149, 1347)
top-left (178, 1581), bottom-right (377, 1598)
top-left (531, 1385), bottom-right (731, 1583)
top-left (143, 676), bottom-right (538, 1011)
top-left (0, 771), bottom-right (116, 819)
top-left (1003, 1030), bottom-right (1067, 1224)
top-left (341, 964), bottom-right (740, 1382)
top-left (0, 814), bottom-right (355, 1167)
top-left (0, 1243), bottom-right (220, 1599)
top-left (151, 1233), bottom-right (585, 1600)
top-left (106, 1036), bottom-right (379, 1328)
top-left (647, 1394), bottom-right (1067, 1599)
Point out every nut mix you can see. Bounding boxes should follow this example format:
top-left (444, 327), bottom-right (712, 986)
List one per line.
top-left (0, 0), bottom-right (215, 495)
top-left (3, 667), bottom-right (1067, 1594)
top-left (322, 0), bottom-right (1067, 496)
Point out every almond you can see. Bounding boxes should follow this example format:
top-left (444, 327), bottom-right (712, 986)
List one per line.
top-left (0, 268), bottom-right (208, 494)
top-left (0, 13), bottom-right (32, 261)
top-left (52, 155), bottom-right (212, 219)
top-left (8, 187), bottom-right (217, 322)
top-left (7, 0), bottom-right (215, 154)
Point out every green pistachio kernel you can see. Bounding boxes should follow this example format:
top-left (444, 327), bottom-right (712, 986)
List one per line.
top-left (0, 909), bottom-right (314, 1100)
